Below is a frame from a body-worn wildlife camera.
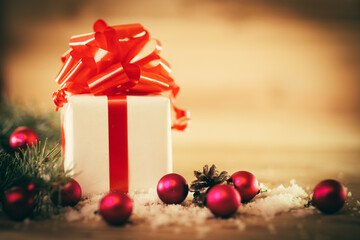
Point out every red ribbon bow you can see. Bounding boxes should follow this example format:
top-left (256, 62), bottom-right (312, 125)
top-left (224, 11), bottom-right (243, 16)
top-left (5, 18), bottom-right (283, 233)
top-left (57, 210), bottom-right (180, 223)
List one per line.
top-left (53, 19), bottom-right (189, 131)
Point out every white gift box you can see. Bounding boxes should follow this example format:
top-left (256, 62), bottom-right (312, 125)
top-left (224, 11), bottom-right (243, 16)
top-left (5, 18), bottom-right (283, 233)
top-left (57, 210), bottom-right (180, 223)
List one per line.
top-left (62, 95), bottom-right (172, 195)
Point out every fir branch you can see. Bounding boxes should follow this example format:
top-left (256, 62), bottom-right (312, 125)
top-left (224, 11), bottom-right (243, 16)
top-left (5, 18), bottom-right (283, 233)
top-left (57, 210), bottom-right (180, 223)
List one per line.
top-left (0, 140), bottom-right (69, 217)
top-left (0, 151), bottom-right (22, 197)
top-left (0, 97), bottom-right (68, 218)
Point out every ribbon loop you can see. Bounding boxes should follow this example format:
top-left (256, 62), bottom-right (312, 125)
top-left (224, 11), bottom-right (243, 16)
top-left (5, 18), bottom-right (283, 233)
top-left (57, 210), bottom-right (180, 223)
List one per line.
top-left (53, 19), bottom-right (189, 131)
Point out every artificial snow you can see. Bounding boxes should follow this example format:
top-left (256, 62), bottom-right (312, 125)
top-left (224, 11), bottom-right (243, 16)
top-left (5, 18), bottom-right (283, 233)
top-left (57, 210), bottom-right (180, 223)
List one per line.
top-left (60, 181), bottom-right (314, 236)
top-left (239, 180), bottom-right (310, 220)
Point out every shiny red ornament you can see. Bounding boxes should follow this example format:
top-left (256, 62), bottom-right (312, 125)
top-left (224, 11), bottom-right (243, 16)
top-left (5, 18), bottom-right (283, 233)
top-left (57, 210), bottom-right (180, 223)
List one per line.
top-left (206, 185), bottom-right (241, 218)
top-left (9, 126), bottom-right (39, 150)
top-left (99, 192), bottom-right (133, 225)
top-left (51, 178), bottom-right (82, 206)
top-left (312, 179), bottom-right (346, 214)
top-left (157, 173), bottom-right (188, 204)
top-left (2, 186), bottom-right (35, 221)
top-left (231, 171), bottom-right (260, 203)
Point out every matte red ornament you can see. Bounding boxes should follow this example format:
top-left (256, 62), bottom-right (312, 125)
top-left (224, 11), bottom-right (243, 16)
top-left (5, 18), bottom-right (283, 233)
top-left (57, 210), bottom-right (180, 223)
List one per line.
top-left (51, 178), bottom-right (82, 206)
top-left (9, 126), bottom-right (39, 150)
top-left (206, 184), bottom-right (241, 218)
top-left (99, 192), bottom-right (133, 225)
top-left (312, 179), bottom-right (346, 214)
top-left (157, 173), bottom-right (188, 204)
top-left (231, 171), bottom-right (260, 203)
top-left (2, 186), bottom-right (35, 221)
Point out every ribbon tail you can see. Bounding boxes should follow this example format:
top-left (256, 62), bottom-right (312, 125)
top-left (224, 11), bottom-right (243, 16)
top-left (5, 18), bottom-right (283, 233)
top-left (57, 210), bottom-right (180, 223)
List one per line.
top-left (170, 93), bottom-right (190, 131)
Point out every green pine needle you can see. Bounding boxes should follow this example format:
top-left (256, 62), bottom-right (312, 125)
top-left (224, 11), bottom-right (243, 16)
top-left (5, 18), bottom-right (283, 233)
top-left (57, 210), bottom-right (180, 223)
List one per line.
top-left (0, 140), bottom-right (70, 217)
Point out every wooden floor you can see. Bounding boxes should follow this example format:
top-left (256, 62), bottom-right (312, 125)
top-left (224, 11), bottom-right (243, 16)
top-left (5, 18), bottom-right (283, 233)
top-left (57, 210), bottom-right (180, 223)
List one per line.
top-left (1, 211), bottom-right (360, 240)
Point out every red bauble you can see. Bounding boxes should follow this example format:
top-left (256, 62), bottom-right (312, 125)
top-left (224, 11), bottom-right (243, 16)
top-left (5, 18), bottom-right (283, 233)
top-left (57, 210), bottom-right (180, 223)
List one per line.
top-left (312, 179), bottom-right (346, 214)
top-left (9, 126), bottom-right (39, 150)
top-left (2, 186), bottom-right (35, 221)
top-left (231, 171), bottom-right (260, 203)
top-left (206, 184), bottom-right (241, 218)
top-left (51, 178), bottom-right (82, 206)
top-left (99, 192), bottom-right (133, 225)
top-left (157, 173), bottom-right (188, 204)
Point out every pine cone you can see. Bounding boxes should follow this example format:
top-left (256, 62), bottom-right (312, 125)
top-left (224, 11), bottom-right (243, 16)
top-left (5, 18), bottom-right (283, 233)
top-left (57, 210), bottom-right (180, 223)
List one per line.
top-left (189, 164), bottom-right (230, 207)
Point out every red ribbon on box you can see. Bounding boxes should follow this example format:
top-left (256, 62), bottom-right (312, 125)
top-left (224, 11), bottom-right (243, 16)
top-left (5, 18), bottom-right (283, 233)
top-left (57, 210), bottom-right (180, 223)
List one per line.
top-left (53, 19), bottom-right (190, 131)
top-left (107, 95), bottom-right (129, 192)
